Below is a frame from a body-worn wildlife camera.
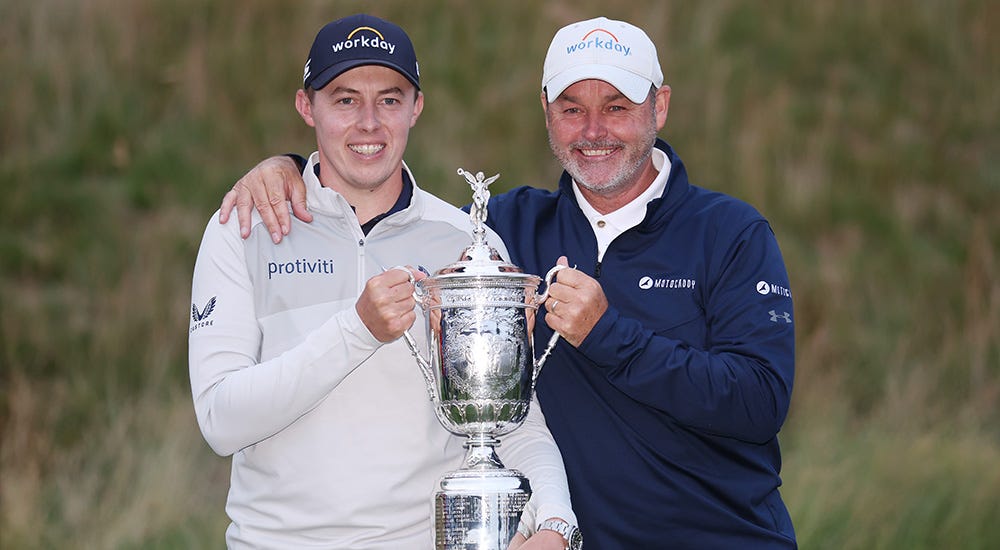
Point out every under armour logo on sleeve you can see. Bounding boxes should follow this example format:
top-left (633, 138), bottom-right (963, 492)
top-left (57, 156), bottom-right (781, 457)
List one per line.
top-left (769, 310), bottom-right (792, 323)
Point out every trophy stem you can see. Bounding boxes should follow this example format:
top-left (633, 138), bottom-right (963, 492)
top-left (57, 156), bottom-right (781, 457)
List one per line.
top-left (462, 434), bottom-right (505, 470)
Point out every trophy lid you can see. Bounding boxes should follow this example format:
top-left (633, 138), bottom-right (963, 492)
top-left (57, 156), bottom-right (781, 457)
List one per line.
top-left (432, 240), bottom-right (530, 277)
top-left (425, 169), bottom-right (539, 283)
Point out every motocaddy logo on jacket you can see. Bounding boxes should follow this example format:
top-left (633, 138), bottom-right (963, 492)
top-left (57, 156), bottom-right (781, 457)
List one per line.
top-left (756, 280), bottom-right (792, 298)
top-left (638, 276), bottom-right (696, 290)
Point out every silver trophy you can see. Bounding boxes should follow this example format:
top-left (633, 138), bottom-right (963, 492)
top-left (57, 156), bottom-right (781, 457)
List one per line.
top-left (402, 169), bottom-right (563, 550)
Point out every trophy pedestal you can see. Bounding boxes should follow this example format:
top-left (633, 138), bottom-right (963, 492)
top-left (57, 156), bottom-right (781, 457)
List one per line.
top-left (433, 437), bottom-right (530, 550)
top-left (434, 468), bottom-right (530, 550)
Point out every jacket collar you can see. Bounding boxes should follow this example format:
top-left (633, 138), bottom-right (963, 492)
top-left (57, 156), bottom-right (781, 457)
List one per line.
top-left (556, 138), bottom-right (690, 230)
top-left (302, 152), bottom-right (425, 231)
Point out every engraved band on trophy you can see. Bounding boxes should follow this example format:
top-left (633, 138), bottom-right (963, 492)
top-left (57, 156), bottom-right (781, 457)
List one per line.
top-left (401, 169), bottom-right (563, 550)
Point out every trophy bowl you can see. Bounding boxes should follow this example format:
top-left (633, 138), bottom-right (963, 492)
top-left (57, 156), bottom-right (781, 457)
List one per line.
top-left (419, 272), bottom-right (540, 439)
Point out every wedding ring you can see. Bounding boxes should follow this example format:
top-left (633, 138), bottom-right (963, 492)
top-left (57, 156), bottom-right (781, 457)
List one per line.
top-left (551, 300), bottom-right (559, 312)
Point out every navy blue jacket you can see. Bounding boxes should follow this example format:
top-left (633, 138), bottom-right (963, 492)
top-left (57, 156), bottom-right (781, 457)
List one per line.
top-left (484, 139), bottom-right (797, 548)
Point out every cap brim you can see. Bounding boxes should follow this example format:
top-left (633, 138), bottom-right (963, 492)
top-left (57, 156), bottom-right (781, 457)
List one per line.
top-left (544, 65), bottom-right (651, 104)
top-left (308, 59), bottom-right (420, 91)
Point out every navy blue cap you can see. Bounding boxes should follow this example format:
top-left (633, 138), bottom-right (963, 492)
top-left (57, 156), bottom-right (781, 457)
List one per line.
top-left (303, 14), bottom-right (420, 91)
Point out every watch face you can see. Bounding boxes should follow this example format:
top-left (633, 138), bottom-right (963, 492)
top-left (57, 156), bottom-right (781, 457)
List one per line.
top-left (569, 529), bottom-right (584, 549)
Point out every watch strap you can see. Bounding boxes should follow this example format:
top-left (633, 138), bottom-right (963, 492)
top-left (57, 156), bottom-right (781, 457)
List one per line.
top-left (538, 518), bottom-right (582, 549)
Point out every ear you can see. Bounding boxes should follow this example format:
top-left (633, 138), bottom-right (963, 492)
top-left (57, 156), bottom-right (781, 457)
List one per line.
top-left (654, 85), bottom-right (671, 131)
top-left (410, 91), bottom-right (425, 128)
top-left (295, 89), bottom-right (315, 127)
top-left (540, 91), bottom-right (551, 128)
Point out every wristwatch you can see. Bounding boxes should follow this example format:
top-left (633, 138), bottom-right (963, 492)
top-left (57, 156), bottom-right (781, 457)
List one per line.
top-left (538, 518), bottom-right (583, 549)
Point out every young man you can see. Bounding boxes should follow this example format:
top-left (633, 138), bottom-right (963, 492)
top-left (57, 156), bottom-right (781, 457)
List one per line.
top-left (222, 16), bottom-right (797, 549)
top-left (189, 14), bottom-right (575, 549)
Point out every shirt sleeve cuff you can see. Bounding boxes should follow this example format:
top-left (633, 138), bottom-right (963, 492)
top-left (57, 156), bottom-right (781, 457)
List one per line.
top-left (342, 304), bottom-right (382, 348)
top-left (576, 305), bottom-right (622, 367)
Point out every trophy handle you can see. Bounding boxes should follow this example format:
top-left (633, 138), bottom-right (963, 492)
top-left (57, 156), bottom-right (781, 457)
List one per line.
top-left (534, 264), bottom-right (566, 304)
top-left (531, 264), bottom-right (567, 387)
top-left (388, 266), bottom-right (438, 403)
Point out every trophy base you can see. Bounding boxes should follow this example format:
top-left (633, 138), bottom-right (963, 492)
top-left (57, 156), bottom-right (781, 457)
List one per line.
top-left (434, 468), bottom-right (531, 550)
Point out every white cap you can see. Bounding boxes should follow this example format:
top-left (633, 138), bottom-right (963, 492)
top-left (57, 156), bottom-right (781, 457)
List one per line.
top-left (542, 17), bottom-right (663, 104)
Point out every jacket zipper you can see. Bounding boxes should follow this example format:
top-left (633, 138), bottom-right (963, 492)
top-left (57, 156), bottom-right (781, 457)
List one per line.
top-left (357, 238), bottom-right (366, 294)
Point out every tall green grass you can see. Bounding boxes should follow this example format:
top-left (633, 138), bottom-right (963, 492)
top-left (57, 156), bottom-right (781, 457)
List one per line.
top-left (2, 0), bottom-right (997, 547)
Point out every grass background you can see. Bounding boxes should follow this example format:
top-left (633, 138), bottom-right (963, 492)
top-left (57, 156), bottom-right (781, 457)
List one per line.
top-left (1, 0), bottom-right (997, 548)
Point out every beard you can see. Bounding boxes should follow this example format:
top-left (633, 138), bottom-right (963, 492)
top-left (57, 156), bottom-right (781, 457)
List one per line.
top-left (548, 108), bottom-right (658, 198)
